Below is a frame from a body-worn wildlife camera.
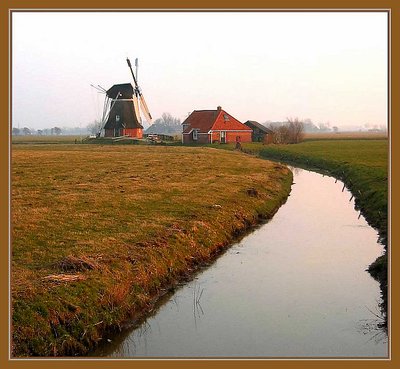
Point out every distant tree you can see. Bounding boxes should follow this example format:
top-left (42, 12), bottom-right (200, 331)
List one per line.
top-left (318, 122), bottom-right (331, 132)
top-left (158, 113), bottom-right (181, 127)
top-left (12, 127), bottom-right (20, 136)
top-left (145, 113), bottom-right (181, 135)
top-left (53, 127), bottom-right (62, 135)
top-left (22, 127), bottom-right (31, 135)
top-left (87, 120), bottom-right (103, 135)
top-left (332, 126), bottom-right (339, 133)
top-left (37, 129), bottom-right (43, 136)
top-left (302, 118), bottom-right (319, 132)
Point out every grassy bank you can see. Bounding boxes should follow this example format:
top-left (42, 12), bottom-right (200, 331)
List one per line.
top-left (236, 140), bottom-right (388, 322)
top-left (12, 144), bottom-right (292, 356)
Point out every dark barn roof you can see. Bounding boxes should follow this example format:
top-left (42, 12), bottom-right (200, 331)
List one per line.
top-left (244, 120), bottom-right (274, 134)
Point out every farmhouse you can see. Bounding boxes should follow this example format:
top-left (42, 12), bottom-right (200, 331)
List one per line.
top-left (244, 120), bottom-right (274, 144)
top-left (182, 106), bottom-right (252, 144)
top-left (103, 83), bottom-right (144, 138)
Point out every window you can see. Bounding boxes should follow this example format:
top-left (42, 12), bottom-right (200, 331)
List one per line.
top-left (193, 130), bottom-right (198, 140)
top-left (116, 115), bottom-right (120, 122)
top-left (223, 114), bottom-right (230, 122)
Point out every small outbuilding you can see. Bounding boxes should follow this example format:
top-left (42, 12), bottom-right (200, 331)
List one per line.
top-left (244, 120), bottom-right (274, 144)
top-left (182, 106), bottom-right (252, 144)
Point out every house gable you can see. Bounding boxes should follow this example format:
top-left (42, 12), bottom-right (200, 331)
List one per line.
top-left (211, 111), bottom-right (252, 132)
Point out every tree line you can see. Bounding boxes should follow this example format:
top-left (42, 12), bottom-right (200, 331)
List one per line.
top-left (12, 127), bottom-right (63, 136)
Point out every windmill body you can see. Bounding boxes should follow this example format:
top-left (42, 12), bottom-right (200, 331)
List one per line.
top-left (103, 83), bottom-right (143, 138)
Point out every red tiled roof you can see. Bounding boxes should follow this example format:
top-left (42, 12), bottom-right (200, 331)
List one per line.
top-left (182, 109), bottom-right (251, 134)
top-left (182, 110), bottom-right (219, 134)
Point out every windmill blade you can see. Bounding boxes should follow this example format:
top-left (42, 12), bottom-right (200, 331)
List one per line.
top-left (90, 84), bottom-right (106, 93)
top-left (139, 95), bottom-right (152, 123)
top-left (100, 92), bottom-right (120, 133)
top-left (133, 95), bottom-right (141, 124)
top-left (127, 58), bottom-right (139, 89)
top-left (127, 57), bottom-right (152, 123)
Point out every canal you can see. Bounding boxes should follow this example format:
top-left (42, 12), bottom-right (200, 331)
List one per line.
top-left (93, 167), bottom-right (388, 358)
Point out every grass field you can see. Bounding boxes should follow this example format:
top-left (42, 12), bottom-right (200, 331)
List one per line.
top-left (303, 131), bottom-right (387, 141)
top-left (12, 135), bottom-right (83, 144)
top-left (11, 144), bottom-right (292, 356)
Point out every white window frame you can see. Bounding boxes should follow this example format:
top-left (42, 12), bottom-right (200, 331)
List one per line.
top-left (193, 129), bottom-right (199, 140)
top-left (220, 130), bottom-right (226, 143)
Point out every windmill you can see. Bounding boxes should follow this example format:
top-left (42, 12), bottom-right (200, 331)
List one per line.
top-left (93, 57), bottom-right (152, 138)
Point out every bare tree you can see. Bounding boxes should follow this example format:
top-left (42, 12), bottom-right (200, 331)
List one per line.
top-left (146, 112), bottom-right (181, 134)
top-left (22, 127), bottom-right (31, 135)
top-left (12, 127), bottom-right (20, 136)
top-left (87, 120), bottom-right (103, 135)
top-left (318, 121), bottom-right (331, 132)
top-left (287, 117), bottom-right (304, 143)
top-left (158, 112), bottom-right (181, 127)
top-left (269, 118), bottom-right (304, 144)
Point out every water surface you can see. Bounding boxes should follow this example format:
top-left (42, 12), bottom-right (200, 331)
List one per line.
top-left (94, 168), bottom-right (387, 358)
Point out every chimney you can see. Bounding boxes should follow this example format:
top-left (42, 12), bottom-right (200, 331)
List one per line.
top-left (217, 106), bottom-right (222, 111)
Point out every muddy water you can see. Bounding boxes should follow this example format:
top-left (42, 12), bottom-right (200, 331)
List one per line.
top-left (94, 168), bottom-right (388, 358)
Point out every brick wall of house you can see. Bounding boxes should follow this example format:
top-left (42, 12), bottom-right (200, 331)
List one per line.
top-left (210, 131), bottom-right (220, 143)
top-left (226, 131), bottom-right (252, 143)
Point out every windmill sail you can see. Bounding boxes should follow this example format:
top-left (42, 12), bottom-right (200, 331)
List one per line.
top-left (133, 95), bottom-right (141, 124)
top-left (127, 57), bottom-right (153, 125)
top-left (139, 94), bottom-right (152, 123)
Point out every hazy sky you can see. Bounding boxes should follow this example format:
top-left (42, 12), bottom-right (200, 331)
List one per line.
top-left (12, 11), bottom-right (388, 130)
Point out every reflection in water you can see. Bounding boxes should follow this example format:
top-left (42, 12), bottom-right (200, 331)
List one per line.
top-left (92, 168), bottom-right (388, 358)
top-left (193, 283), bottom-right (205, 329)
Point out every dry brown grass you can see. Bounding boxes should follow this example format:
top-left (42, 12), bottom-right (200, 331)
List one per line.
top-left (11, 144), bottom-right (292, 356)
